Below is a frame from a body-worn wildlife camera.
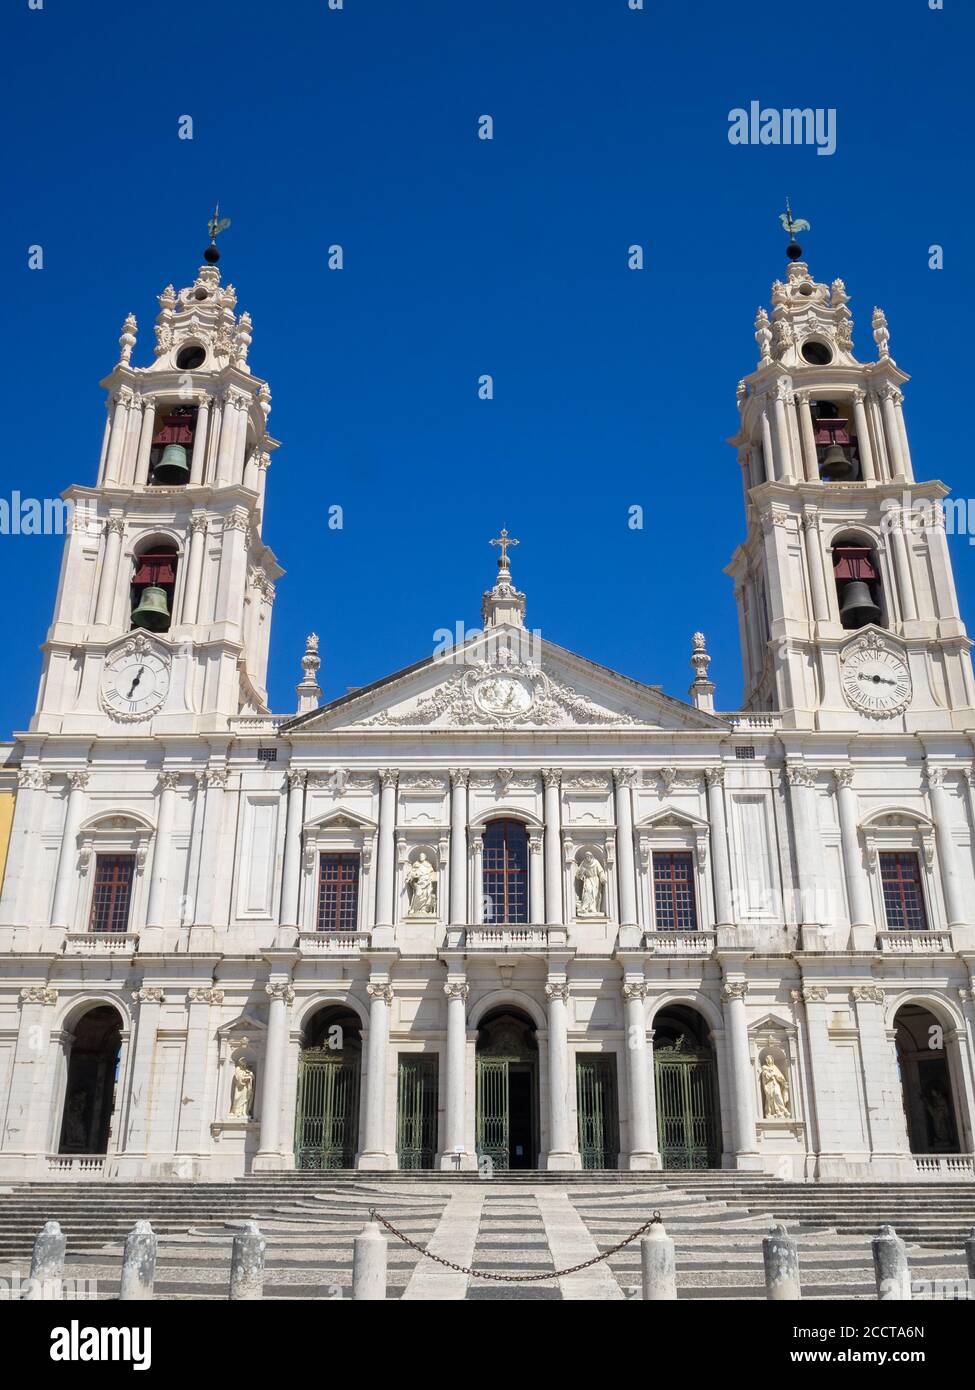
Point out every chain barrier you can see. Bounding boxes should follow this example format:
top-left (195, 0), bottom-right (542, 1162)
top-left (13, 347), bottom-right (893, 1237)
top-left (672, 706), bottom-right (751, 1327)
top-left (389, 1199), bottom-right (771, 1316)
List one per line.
top-left (369, 1207), bottom-right (662, 1283)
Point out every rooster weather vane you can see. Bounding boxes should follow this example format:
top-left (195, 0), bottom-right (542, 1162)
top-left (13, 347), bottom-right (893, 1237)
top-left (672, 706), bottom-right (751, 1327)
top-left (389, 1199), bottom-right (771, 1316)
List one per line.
top-left (204, 204), bottom-right (232, 264)
top-left (780, 199), bottom-right (810, 261)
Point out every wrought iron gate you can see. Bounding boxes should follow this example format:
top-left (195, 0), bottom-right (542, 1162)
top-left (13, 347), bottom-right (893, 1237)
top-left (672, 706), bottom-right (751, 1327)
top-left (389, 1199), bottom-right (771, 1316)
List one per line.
top-left (576, 1054), bottom-right (620, 1170)
top-left (654, 1042), bottom-right (720, 1170)
top-left (476, 1058), bottom-right (511, 1169)
top-left (294, 1046), bottom-right (360, 1169)
top-left (396, 1056), bottom-right (438, 1169)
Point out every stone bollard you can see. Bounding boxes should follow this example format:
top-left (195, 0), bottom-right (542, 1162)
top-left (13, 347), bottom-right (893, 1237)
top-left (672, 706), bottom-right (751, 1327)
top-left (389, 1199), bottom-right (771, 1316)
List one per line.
top-left (640, 1219), bottom-right (677, 1300)
top-left (966, 1227), bottom-right (975, 1283)
top-left (23, 1220), bottom-right (66, 1301)
top-left (352, 1217), bottom-right (388, 1300)
top-left (872, 1224), bottom-right (911, 1300)
top-left (119, 1220), bottom-right (157, 1301)
top-left (763, 1224), bottom-right (802, 1300)
top-left (229, 1221), bottom-right (266, 1300)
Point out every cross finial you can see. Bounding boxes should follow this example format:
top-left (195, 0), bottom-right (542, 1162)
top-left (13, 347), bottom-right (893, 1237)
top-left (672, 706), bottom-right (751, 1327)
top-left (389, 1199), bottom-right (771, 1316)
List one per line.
top-left (489, 527), bottom-right (519, 569)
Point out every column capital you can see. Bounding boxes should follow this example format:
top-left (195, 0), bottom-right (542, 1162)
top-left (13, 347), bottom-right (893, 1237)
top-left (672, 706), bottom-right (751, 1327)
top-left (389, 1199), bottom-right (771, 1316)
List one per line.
top-left (613, 767), bottom-right (636, 789)
top-left (265, 983), bottom-right (295, 1005)
top-left (187, 987), bottom-right (224, 1005)
top-left (449, 768), bottom-right (470, 789)
top-left (799, 985), bottom-right (828, 1003)
top-left (542, 767), bottom-right (563, 789)
top-left (544, 981), bottom-right (570, 1002)
top-left (850, 985), bottom-right (884, 1005)
top-left (379, 768), bottom-right (399, 790)
top-left (785, 762), bottom-right (817, 789)
top-left (703, 765), bottom-right (725, 788)
top-left (621, 981), bottom-right (648, 1001)
top-left (367, 982), bottom-right (394, 1004)
top-left (159, 770), bottom-right (181, 792)
top-left (832, 767), bottom-right (855, 790)
top-left (722, 981), bottom-right (748, 1002)
top-left (443, 982), bottom-right (470, 1002)
top-left (287, 769), bottom-right (308, 791)
top-left (20, 987), bottom-right (58, 1006)
top-left (132, 987), bottom-right (165, 1004)
top-left (924, 760), bottom-right (948, 790)
top-left (68, 768), bottom-right (91, 792)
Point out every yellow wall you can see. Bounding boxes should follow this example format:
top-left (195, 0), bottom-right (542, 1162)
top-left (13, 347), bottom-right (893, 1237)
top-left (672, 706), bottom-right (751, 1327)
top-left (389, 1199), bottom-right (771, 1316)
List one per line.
top-left (0, 791), bottom-right (15, 893)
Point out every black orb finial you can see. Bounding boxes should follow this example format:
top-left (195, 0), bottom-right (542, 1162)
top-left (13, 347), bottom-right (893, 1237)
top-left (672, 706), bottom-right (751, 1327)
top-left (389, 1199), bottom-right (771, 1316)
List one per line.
top-left (786, 239), bottom-right (803, 262)
top-left (780, 198), bottom-right (810, 263)
top-left (205, 204), bottom-right (231, 266)
top-left (203, 243), bottom-right (220, 265)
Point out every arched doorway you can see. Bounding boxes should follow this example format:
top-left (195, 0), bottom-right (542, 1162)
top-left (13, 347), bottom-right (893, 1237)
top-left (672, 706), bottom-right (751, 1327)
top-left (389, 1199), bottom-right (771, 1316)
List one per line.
top-left (294, 1006), bottom-right (362, 1169)
top-left (653, 1006), bottom-right (721, 1170)
top-left (58, 1006), bottom-right (123, 1155)
top-left (475, 1009), bottom-right (539, 1170)
top-left (894, 1004), bottom-right (962, 1154)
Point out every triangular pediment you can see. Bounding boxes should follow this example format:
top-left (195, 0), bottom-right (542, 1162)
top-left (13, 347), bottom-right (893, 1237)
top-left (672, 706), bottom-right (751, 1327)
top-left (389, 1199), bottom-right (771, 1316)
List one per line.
top-left (282, 630), bottom-right (727, 735)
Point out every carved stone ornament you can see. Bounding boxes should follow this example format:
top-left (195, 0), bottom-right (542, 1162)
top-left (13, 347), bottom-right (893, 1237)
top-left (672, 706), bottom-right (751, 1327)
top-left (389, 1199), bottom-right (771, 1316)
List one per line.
top-left (367, 983), bottom-right (394, 1004)
top-left (444, 982), bottom-right (470, 1002)
top-left (188, 987), bottom-right (225, 1005)
top-left (20, 987), bottom-right (58, 1005)
top-left (265, 983), bottom-right (295, 1005)
top-left (851, 985), bottom-right (884, 1005)
top-left (722, 981), bottom-right (748, 1002)
top-left (132, 988), bottom-right (164, 1004)
top-left (621, 981), bottom-right (648, 1002)
top-left (362, 649), bottom-right (637, 729)
top-left (544, 981), bottom-right (570, 1002)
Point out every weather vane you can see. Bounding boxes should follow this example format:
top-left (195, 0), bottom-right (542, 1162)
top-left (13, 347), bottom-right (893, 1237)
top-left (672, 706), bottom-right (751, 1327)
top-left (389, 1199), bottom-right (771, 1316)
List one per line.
top-left (204, 204), bottom-right (232, 264)
top-left (779, 198), bottom-right (810, 261)
top-left (490, 527), bottom-right (519, 568)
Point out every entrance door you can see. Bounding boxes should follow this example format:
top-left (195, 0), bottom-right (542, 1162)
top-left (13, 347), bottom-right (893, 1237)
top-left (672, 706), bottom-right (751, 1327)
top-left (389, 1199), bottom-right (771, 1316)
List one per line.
top-left (294, 1047), bottom-right (360, 1169)
top-left (654, 1042), bottom-right (720, 1170)
top-left (475, 1010), bottom-right (539, 1170)
top-left (397, 1055), bottom-right (438, 1169)
top-left (576, 1054), bottom-right (620, 1170)
top-left (59, 1006), bottom-right (123, 1155)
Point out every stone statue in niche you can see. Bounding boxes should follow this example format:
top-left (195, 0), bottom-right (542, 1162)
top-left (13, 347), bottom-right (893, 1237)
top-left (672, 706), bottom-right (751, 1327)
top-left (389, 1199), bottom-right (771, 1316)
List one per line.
top-left (575, 852), bottom-right (607, 917)
top-left (406, 851), bottom-right (438, 916)
top-left (759, 1053), bottom-right (791, 1119)
top-left (230, 1059), bottom-right (255, 1119)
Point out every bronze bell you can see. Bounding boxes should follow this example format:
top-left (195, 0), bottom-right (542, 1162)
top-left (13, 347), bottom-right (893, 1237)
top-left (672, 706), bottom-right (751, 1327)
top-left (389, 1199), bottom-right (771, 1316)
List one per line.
top-left (820, 442), bottom-right (856, 481)
top-left (130, 585), bottom-right (171, 632)
top-left (152, 443), bottom-right (190, 486)
top-left (839, 580), bottom-right (881, 630)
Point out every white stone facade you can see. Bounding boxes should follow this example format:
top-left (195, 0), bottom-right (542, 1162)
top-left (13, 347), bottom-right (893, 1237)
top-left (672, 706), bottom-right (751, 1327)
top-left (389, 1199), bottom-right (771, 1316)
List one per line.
top-left (1, 249), bottom-right (974, 1184)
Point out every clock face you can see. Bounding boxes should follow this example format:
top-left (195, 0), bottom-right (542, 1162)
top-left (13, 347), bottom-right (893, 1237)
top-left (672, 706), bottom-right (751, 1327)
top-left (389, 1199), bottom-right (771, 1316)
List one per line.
top-left (101, 646), bottom-right (171, 720)
top-left (841, 644), bottom-right (911, 717)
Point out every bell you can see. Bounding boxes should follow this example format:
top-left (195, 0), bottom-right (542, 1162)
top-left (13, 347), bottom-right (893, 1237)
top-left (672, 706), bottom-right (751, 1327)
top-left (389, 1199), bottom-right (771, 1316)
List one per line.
top-left (839, 580), bottom-right (881, 630)
top-left (152, 443), bottom-right (190, 486)
top-left (130, 585), bottom-right (171, 632)
top-left (819, 443), bottom-right (856, 481)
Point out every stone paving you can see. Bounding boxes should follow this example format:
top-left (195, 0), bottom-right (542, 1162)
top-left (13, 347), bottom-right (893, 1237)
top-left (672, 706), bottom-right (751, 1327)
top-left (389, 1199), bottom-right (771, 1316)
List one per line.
top-left (1, 1174), bottom-right (972, 1299)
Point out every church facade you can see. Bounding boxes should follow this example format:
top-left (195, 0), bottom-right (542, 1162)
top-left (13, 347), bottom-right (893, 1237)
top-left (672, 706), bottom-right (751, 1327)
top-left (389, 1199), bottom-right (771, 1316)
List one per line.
top-left (1, 240), bottom-right (974, 1185)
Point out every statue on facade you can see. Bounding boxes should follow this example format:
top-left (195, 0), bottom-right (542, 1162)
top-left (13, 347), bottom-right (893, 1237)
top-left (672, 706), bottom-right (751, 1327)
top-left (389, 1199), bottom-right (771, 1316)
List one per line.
top-left (576, 852), bottom-right (606, 916)
top-left (230, 1060), bottom-right (255, 1119)
top-left (406, 851), bottom-right (438, 915)
top-left (759, 1054), bottom-right (791, 1118)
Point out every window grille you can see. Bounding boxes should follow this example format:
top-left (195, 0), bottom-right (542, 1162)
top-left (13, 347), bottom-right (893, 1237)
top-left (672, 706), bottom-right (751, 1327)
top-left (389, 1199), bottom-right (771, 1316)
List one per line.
top-left (482, 819), bottom-right (529, 924)
top-left (89, 854), bottom-right (136, 933)
top-left (652, 851), bottom-right (698, 931)
top-left (879, 852), bottom-right (928, 932)
top-left (317, 853), bottom-right (360, 931)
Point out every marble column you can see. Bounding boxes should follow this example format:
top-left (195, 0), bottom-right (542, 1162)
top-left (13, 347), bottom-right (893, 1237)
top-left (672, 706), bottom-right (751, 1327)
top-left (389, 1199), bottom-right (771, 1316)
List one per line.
top-left (471, 835), bottom-right (485, 923)
top-left (880, 386), bottom-right (907, 482)
top-left (134, 398), bottom-right (157, 485)
top-left (614, 768), bottom-right (638, 928)
top-left (544, 980), bottom-right (577, 1168)
top-left (801, 506), bottom-right (832, 624)
top-left (181, 515), bottom-right (208, 624)
top-left (926, 763), bottom-right (969, 928)
top-left (176, 987), bottom-right (224, 1156)
top-left (124, 987), bottom-right (165, 1153)
top-left (278, 771), bottom-right (306, 929)
top-left (3, 988), bottom-right (58, 1157)
top-left (254, 981), bottom-right (294, 1167)
top-left (145, 772), bottom-right (179, 930)
top-left (440, 981), bottom-right (470, 1168)
top-left (771, 388), bottom-right (794, 482)
top-left (704, 767), bottom-right (734, 927)
top-left (189, 397), bottom-right (210, 486)
top-left (760, 406), bottom-right (777, 482)
top-left (850, 986), bottom-right (906, 1156)
top-left (721, 980), bottom-right (757, 1161)
top-left (103, 390), bottom-right (131, 486)
top-left (359, 982), bottom-right (393, 1168)
top-left (622, 982), bottom-right (657, 1168)
top-left (796, 393), bottom-right (821, 483)
top-left (215, 389), bottom-right (244, 486)
top-left (50, 770), bottom-right (90, 929)
top-left (834, 769), bottom-right (874, 936)
top-left (785, 764), bottom-right (821, 927)
top-left (214, 511), bottom-right (250, 627)
top-left (888, 513), bottom-right (918, 622)
top-left (93, 517), bottom-right (125, 626)
top-left (448, 769), bottom-right (469, 924)
top-left (528, 832), bottom-right (544, 924)
top-left (851, 390), bottom-right (876, 481)
top-left (543, 769), bottom-right (564, 924)
top-left (193, 766), bottom-right (227, 927)
top-left (375, 770), bottom-right (398, 926)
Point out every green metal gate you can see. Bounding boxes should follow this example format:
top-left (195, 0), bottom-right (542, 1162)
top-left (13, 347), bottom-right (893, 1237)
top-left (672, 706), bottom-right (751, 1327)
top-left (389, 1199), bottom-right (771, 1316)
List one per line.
top-left (576, 1054), bottom-right (620, 1170)
top-left (654, 1042), bottom-right (720, 1170)
top-left (294, 1046), bottom-right (360, 1169)
top-left (397, 1056), bottom-right (438, 1169)
top-left (476, 1058), bottom-right (511, 1169)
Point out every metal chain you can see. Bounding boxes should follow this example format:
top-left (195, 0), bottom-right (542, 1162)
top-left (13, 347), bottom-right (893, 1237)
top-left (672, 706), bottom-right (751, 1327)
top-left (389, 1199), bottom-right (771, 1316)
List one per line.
top-left (370, 1207), bottom-right (661, 1283)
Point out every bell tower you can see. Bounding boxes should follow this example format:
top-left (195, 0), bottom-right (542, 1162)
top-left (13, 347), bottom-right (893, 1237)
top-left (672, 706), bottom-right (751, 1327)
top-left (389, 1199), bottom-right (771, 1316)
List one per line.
top-left (33, 221), bottom-right (283, 734)
top-left (726, 213), bottom-right (975, 732)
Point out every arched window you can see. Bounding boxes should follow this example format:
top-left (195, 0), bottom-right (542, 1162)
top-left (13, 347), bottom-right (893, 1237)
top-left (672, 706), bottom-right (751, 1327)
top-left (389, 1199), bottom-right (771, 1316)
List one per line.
top-left (130, 543), bottom-right (178, 632)
top-left (482, 819), bottom-right (529, 924)
top-left (833, 538), bottom-right (883, 629)
top-left (148, 406), bottom-right (195, 486)
top-left (813, 398), bottom-right (860, 481)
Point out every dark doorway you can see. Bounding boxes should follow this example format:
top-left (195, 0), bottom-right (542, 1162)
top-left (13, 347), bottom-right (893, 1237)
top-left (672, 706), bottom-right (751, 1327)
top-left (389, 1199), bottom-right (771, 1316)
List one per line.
top-left (58, 1006), bottom-right (123, 1155)
top-left (653, 1006), bottom-right (721, 1170)
top-left (895, 1005), bottom-right (962, 1154)
top-left (475, 1009), bottom-right (539, 1170)
top-left (295, 1007), bottom-right (362, 1169)
top-left (576, 1054), bottom-right (621, 1169)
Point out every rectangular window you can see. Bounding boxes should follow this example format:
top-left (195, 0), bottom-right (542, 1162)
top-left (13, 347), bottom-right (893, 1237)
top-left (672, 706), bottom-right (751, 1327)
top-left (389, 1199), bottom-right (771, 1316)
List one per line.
top-left (652, 851), bottom-right (698, 931)
top-left (879, 852), bottom-right (928, 931)
top-left (88, 854), bottom-right (136, 933)
top-left (317, 853), bottom-right (360, 931)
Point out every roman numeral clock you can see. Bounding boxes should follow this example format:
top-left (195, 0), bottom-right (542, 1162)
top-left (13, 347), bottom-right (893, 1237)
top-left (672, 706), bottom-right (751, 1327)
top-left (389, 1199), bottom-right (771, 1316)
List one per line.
top-left (840, 631), bottom-right (912, 718)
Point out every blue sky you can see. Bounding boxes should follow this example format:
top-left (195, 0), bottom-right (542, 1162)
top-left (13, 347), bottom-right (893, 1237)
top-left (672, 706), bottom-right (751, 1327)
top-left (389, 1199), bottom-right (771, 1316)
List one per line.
top-left (2, 0), bottom-right (971, 731)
